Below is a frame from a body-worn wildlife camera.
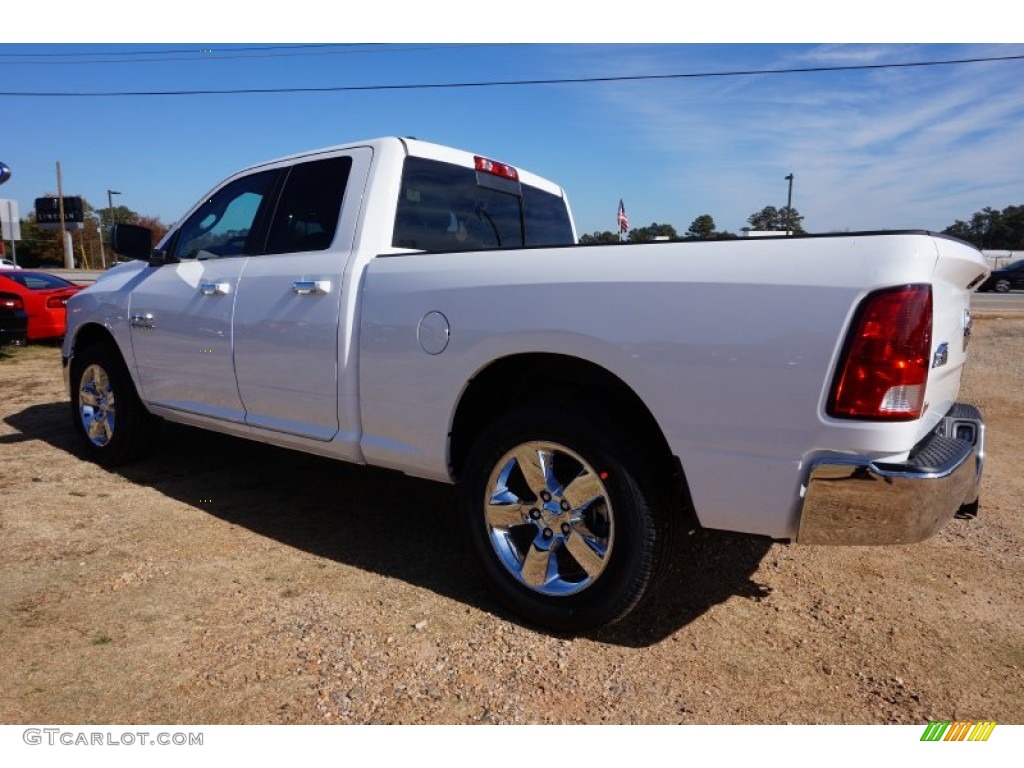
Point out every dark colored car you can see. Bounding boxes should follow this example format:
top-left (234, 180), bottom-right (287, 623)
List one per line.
top-left (0, 291), bottom-right (29, 346)
top-left (978, 258), bottom-right (1024, 292)
top-left (0, 271), bottom-right (84, 340)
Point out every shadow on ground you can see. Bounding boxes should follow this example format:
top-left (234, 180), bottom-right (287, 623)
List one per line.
top-left (6, 402), bottom-right (773, 647)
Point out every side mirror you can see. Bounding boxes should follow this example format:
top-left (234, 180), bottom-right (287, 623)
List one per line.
top-left (110, 224), bottom-right (153, 261)
top-left (147, 248), bottom-right (178, 267)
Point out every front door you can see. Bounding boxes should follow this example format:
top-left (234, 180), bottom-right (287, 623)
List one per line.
top-left (128, 169), bottom-right (280, 422)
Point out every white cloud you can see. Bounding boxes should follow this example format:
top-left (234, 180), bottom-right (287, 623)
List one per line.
top-left (572, 44), bottom-right (1024, 233)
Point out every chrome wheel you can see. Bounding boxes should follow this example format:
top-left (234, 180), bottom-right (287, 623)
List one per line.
top-left (70, 341), bottom-right (159, 466)
top-left (78, 363), bottom-right (116, 447)
top-left (461, 403), bottom-right (669, 631)
top-left (483, 440), bottom-right (614, 596)
top-left (995, 279), bottom-right (1011, 293)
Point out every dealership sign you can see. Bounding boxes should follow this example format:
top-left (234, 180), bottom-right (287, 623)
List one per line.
top-left (35, 196), bottom-right (85, 230)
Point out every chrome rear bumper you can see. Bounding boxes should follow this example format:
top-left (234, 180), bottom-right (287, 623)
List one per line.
top-left (797, 403), bottom-right (984, 545)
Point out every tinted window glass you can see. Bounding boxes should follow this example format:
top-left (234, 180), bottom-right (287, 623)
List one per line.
top-left (392, 157), bottom-right (573, 252)
top-left (265, 157), bottom-right (352, 254)
top-left (523, 185), bottom-right (574, 247)
top-left (172, 170), bottom-right (277, 260)
top-left (2, 271), bottom-right (75, 290)
top-left (394, 158), bottom-right (519, 251)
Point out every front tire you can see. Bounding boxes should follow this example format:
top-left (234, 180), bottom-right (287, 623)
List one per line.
top-left (70, 341), bottom-right (159, 466)
top-left (994, 278), bottom-right (1011, 293)
top-left (458, 403), bottom-right (669, 633)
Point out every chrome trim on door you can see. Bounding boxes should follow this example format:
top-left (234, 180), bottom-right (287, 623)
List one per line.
top-left (291, 280), bottom-right (331, 295)
top-left (129, 312), bottom-right (155, 329)
top-left (199, 281), bottom-right (231, 296)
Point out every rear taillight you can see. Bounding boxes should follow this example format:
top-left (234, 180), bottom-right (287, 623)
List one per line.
top-left (828, 284), bottom-right (932, 421)
top-left (1, 296), bottom-right (23, 310)
top-left (46, 295), bottom-right (69, 309)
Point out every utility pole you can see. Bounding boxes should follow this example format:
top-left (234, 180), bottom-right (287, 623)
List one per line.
top-left (106, 190), bottom-right (121, 264)
top-left (57, 161), bottom-right (74, 268)
top-left (784, 173), bottom-right (794, 236)
top-left (5, 200), bottom-right (17, 264)
top-left (97, 225), bottom-right (106, 269)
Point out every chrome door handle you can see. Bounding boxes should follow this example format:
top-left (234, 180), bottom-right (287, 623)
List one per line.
top-left (200, 281), bottom-right (231, 296)
top-left (292, 280), bottom-right (331, 295)
top-left (130, 312), bottom-right (155, 329)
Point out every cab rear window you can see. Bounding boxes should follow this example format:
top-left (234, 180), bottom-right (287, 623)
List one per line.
top-left (392, 157), bottom-right (573, 252)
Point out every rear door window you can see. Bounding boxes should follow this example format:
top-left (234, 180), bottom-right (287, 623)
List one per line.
top-left (265, 156), bottom-right (352, 254)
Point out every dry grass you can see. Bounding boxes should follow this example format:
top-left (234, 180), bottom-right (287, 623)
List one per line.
top-left (1, 322), bottom-right (1021, 724)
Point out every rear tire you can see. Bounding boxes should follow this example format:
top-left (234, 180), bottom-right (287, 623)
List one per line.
top-left (70, 341), bottom-right (159, 466)
top-left (458, 403), bottom-right (670, 633)
top-left (994, 279), bottom-right (1011, 293)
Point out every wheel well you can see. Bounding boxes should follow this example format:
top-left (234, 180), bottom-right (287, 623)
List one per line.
top-left (71, 323), bottom-right (117, 357)
top-left (66, 324), bottom-right (121, 399)
top-left (449, 353), bottom-right (692, 514)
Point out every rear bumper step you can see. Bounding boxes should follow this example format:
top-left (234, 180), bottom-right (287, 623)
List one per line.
top-left (797, 403), bottom-right (985, 545)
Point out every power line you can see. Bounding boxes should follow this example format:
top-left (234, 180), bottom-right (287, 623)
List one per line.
top-left (0, 43), bottom-right (347, 57)
top-left (1, 52), bottom-right (1022, 98)
top-left (0, 43), bottom-right (494, 66)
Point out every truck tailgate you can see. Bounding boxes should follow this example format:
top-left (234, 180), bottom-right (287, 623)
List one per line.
top-left (921, 236), bottom-right (990, 440)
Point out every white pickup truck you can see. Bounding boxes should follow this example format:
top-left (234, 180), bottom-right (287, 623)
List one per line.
top-left (63, 137), bottom-right (988, 631)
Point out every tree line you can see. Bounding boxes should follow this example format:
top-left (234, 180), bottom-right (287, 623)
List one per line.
top-left (579, 205), bottom-right (805, 245)
top-left (4, 195), bottom-right (168, 268)
top-left (580, 202), bottom-right (1024, 249)
top-left (941, 204), bottom-right (1024, 250)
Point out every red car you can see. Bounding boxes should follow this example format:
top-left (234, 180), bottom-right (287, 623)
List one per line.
top-left (0, 271), bottom-right (84, 341)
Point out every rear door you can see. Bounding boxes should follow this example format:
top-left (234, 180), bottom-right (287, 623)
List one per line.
top-left (232, 148), bottom-right (372, 441)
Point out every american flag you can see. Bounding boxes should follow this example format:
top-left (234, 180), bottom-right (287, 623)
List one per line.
top-left (617, 199), bottom-right (629, 233)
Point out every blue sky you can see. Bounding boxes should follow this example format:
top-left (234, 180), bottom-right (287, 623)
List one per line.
top-left (2, 10), bottom-right (1023, 239)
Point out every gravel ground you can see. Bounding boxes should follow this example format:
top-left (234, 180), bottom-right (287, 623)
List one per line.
top-left (0, 320), bottom-right (1021, 725)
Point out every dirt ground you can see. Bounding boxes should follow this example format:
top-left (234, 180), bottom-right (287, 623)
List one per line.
top-left (1, 321), bottom-right (1021, 725)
